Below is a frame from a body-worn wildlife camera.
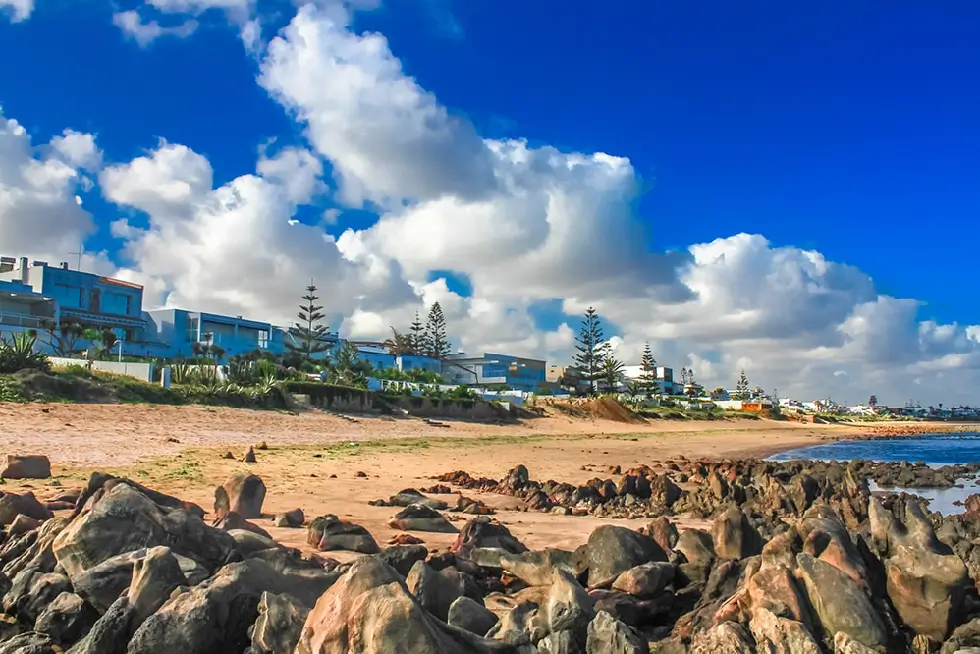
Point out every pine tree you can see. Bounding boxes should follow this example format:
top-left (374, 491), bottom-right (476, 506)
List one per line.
top-left (424, 302), bottom-right (451, 358)
top-left (573, 307), bottom-right (607, 396)
top-left (735, 369), bottom-right (750, 401)
top-left (640, 342), bottom-right (658, 396)
top-left (285, 282), bottom-right (332, 361)
top-left (409, 310), bottom-right (425, 356)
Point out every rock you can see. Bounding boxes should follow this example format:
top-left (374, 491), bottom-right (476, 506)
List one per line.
top-left (406, 560), bottom-right (477, 622)
top-left (611, 562), bottom-right (675, 599)
top-left (0, 455), bottom-right (51, 480)
top-left (886, 543), bottom-right (969, 640)
top-left (749, 607), bottom-right (821, 654)
top-left (127, 546), bottom-right (189, 625)
top-left (129, 557), bottom-right (329, 654)
top-left (711, 506), bottom-right (762, 560)
top-left (388, 533), bottom-right (425, 546)
top-left (796, 553), bottom-right (887, 649)
top-left (833, 631), bottom-right (880, 653)
top-left (52, 482), bottom-right (237, 586)
top-left (745, 565), bottom-right (814, 630)
top-left (1, 517), bottom-right (66, 580)
top-left (377, 544), bottom-right (428, 577)
top-left (246, 592), bottom-right (309, 654)
top-left (295, 557), bottom-right (516, 653)
top-left (590, 589), bottom-right (672, 629)
top-left (7, 514), bottom-right (43, 537)
top-left (0, 491), bottom-right (54, 526)
top-left (273, 509), bottom-right (304, 528)
top-left (644, 517), bottom-right (678, 555)
top-left (964, 494), bottom-right (980, 515)
top-left (389, 489), bottom-right (450, 511)
top-left (689, 622), bottom-right (754, 653)
top-left (2, 567), bottom-right (72, 624)
top-left (675, 528), bottom-right (714, 566)
top-left (66, 594), bottom-right (134, 654)
top-left (586, 525), bottom-right (667, 588)
top-left (213, 511), bottom-right (272, 539)
top-left (70, 473), bottom-right (205, 520)
top-left (34, 592), bottom-right (97, 646)
top-left (388, 504), bottom-right (458, 533)
top-left (452, 517), bottom-right (527, 559)
top-left (0, 631), bottom-right (59, 654)
top-left (70, 546), bottom-right (191, 615)
top-left (214, 473), bottom-right (266, 519)
top-left (457, 496), bottom-right (495, 515)
top-left (306, 515), bottom-right (380, 554)
top-left (244, 446), bottom-right (257, 463)
top-left (448, 596), bottom-right (498, 637)
top-left (489, 569), bottom-right (596, 650)
top-left (471, 547), bottom-right (589, 587)
top-left (228, 529), bottom-right (280, 557)
top-left (585, 610), bottom-right (649, 654)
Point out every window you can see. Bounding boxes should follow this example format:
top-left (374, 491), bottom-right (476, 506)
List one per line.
top-left (186, 317), bottom-right (199, 343)
top-left (54, 284), bottom-right (82, 308)
top-left (88, 288), bottom-right (101, 313)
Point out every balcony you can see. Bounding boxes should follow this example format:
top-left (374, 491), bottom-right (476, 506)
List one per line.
top-left (0, 311), bottom-right (49, 330)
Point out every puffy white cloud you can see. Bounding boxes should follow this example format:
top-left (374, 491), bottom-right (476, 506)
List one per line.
top-left (255, 145), bottom-right (325, 205)
top-left (0, 109), bottom-right (101, 263)
top-left (147, 0), bottom-right (252, 15)
top-left (100, 139), bottom-right (417, 329)
top-left (249, 1), bottom-right (980, 405)
top-left (113, 10), bottom-right (198, 47)
top-left (0, 0), bottom-right (32, 22)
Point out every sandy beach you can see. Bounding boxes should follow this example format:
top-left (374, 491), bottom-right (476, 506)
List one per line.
top-left (3, 402), bottom-right (974, 554)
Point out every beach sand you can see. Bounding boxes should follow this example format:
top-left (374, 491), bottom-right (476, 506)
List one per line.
top-left (1, 402), bottom-right (974, 553)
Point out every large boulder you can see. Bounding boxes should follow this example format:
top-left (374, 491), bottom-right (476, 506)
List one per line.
top-left (0, 632), bottom-right (59, 654)
top-left (34, 592), bottom-right (98, 646)
top-left (0, 455), bottom-right (51, 480)
top-left (128, 557), bottom-right (325, 654)
top-left (452, 517), bottom-right (527, 560)
top-left (749, 607), bottom-right (821, 654)
top-left (448, 596), bottom-right (498, 637)
top-left (67, 547), bottom-right (187, 654)
top-left (0, 491), bottom-right (53, 526)
top-left (307, 515), bottom-right (379, 554)
top-left (377, 545), bottom-right (429, 577)
top-left (689, 622), bottom-right (754, 653)
top-left (405, 561), bottom-right (478, 622)
top-left (295, 556), bottom-right (517, 653)
top-left (611, 562), bottom-right (674, 599)
top-left (587, 525), bottom-right (667, 588)
top-left (489, 569), bottom-right (596, 651)
top-left (214, 473), bottom-right (266, 520)
top-left (471, 547), bottom-right (588, 587)
top-left (71, 548), bottom-right (204, 613)
top-left (711, 506), bottom-right (762, 561)
top-left (585, 610), bottom-right (649, 654)
top-left (388, 504), bottom-right (458, 534)
top-left (245, 592), bottom-right (310, 654)
top-left (389, 489), bottom-right (449, 511)
top-left (2, 566), bottom-right (71, 624)
top-left (52, 483), bottom-right (237, 585)
top-left (885, 544), bottom-right (969, 641)
top-left (796, 553), bottom-right (887, 649)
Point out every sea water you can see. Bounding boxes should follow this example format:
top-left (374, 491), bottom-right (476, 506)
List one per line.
top-left (767, 433), bottom-right (980, 515)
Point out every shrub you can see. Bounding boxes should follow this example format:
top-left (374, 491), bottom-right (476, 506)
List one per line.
top-left (0, 331), bottom-right (50, 374)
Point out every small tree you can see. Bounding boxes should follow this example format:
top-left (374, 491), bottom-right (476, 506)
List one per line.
top-left (409, 311), bottom-right (425, 356)
top-left (286, 282), bottom-right (332, 362)
top-left (640, 342), bottom-right (659, 396)
top-left (42, 318), bottom-right (87, 356)
top-left (423, 302), bottom-right (451, 358)
top-left (868, 394), bottom-right (878, 407)
top-left (329, 341), bottom-right (372, 388)
top-left (600, 355), bottom-right (625, 393)
top-left (680, 367), bottom-right (689, 385)
top-left (383, 327), bottom-right (415, 356)
top-left (735, 369), bottom-right (750, 401)
top-left (573, 307), bottom-right (607, 396)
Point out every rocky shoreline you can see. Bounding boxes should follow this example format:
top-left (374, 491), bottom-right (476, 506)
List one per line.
top-left (1, 456), bottom-right (980, 652)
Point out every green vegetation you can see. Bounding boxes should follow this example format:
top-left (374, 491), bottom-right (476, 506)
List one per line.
top-left (573, 307), bottom-right (608, 396)
top-left (285, 282), bottom-right (332, 361)
top-left (735, 369), bottom-right (750, 401)
top-left (640, 343), bottom-right (659, 396)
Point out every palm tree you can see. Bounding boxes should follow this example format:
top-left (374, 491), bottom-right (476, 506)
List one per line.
top-left (383, 327), bottom-right (415, 356)
top-left (600, 356), bottom-right (625, 393)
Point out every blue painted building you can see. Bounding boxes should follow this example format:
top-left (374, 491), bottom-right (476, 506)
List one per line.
top-left (0, 275), bottom-right (57, 339)
top-left (0, 256), bottom-right (144, 342)
top-left (144, 308), bottom-right (340, 359)
top-left (444, 353), bottom-right (547, 391)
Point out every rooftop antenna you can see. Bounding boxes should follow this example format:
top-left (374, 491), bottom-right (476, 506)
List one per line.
top-left (68, 246), bottom-right (83, 271)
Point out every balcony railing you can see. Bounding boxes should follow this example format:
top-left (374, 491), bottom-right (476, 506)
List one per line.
top-left (0, 311), bottom-right (50, 329)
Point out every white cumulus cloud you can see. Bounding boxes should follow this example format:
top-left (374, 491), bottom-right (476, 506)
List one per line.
top-left (113, 10), bottom-right (199, 47)
top-left (0, 0), bottom-right (32, 22)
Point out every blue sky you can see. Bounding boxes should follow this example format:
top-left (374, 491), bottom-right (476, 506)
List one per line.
top-left (2, 0), bottom-right (979, 402)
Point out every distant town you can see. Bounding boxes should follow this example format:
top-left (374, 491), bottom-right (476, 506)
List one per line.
top-left (1, 254), bottom-right (975, 419)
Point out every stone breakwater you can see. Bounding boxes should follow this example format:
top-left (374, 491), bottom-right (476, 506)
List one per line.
top-left (854, 423), bottom-right (980, 438)
top-left (1, 461), bottom-right (980, 652)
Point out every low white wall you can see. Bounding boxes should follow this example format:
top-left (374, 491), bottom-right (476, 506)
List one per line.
top-left (712, 399), bottom-right (744, 410)
top-left (50, 357), bottom-right (155, 383)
